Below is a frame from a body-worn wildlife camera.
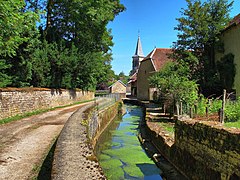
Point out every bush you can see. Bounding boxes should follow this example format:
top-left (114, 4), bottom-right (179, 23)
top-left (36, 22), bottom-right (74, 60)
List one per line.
top-left (196, 95), bottom-right (222, 116)
top-left (197, 95), bottom-right (208, 115)
top-left (209, 99), bottom-right (222, 114)
top-left (225, 99), bottom-right (240, 122)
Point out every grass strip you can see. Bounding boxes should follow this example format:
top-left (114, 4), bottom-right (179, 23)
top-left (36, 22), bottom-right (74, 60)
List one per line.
top-left (224, 121), bottom-right (240, 129)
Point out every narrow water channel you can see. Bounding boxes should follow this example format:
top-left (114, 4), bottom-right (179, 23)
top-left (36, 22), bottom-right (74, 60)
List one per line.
top-left (95, 104), bottom-right (162, 179)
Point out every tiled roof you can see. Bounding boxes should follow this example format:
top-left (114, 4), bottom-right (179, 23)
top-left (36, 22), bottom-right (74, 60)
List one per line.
top-left (128, 72), bottom-right (137, 83)
top-left (108, 80), bottom-right (126, 88)
top-left (224, 13), bottom-right (240, 31)
top-left (142, 48), bottom-right (173, 71)
top-left (229, 13), bottom-right (240, 26)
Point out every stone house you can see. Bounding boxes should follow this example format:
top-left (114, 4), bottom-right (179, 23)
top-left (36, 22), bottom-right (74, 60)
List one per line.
top-left (137, 48), bottom-right (173, 100)
top-left (108, 80), bottom-right (126, 94)
top-left (215, 13), bottom-right (240, 97)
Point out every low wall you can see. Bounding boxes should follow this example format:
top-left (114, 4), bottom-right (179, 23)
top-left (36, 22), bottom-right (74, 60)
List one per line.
top-left (174, 119), bottom-right (240, 179)
top-left (146, 118), bottom-right (240, 179)
top-left (52, 101), bottom-right (121, 179)
top-left (0, 88), bottom-right (94, 120)
top-left (88, 102), bottom-right (122, 147)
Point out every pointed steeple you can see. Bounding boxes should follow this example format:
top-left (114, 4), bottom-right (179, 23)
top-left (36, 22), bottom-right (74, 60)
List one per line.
top-left (131, 35), bottom-right (145, 75)
top-left (134, 35), bottom-right (144, 57)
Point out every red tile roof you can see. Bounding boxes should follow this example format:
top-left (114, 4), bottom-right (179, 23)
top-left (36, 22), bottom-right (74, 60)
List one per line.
top-left (128, 72), bottom-right (137, 83)
top-left (229, 13), bottom-right (240, 26)
top-left (224, 13), bottom-right (240, 31)
top-left (142, 48), bottom-right (173, 71)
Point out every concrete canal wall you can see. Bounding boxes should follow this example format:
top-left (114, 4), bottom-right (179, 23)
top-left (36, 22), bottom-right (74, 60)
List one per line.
top-left (0, 88), bottom-right (94, 120)
top-left (52, 101), bottom-right (122, 179)
top-left (88, 102), bottom-right (122, 147)
top-left (146, 116), bottom-right (240, 179)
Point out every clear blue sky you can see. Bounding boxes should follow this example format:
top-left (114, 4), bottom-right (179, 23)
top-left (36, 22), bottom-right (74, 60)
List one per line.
top-left (108, 0), bottom-right (240, 75)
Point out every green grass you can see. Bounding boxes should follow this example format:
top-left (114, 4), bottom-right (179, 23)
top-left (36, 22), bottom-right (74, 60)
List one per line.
top-left (157, 121), bottom-right (175, 135)
top-left (224, 121), bottom-right (240, 128)
top-left (0, 99), bottom-right (94, 125)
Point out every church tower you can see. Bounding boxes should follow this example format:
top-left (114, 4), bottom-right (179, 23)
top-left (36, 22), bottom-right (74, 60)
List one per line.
top-left (131, 35), bottom-right (144, 75)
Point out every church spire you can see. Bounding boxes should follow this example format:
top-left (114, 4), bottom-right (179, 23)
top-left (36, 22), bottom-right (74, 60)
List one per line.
top-left (134, 35), bottom-right (144, 57)
top-left (131, 35), bottom-right (145, 75)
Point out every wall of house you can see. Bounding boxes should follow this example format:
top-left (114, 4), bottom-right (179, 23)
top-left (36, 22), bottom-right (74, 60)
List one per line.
top-left (137, 60), bottom-right (155, 100)
top-left (110, 81), bottom-right (126, 94)
top-left (0, 88), bottom-right (94, 120)
top-left (215, 24), bottom-right (240, 97)
top-left (146, 118), bottom-right (240, 179)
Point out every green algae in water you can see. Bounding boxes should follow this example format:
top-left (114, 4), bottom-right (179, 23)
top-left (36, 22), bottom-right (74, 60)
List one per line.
top-left (123, 164), bottom-right (144, 177)
top-left (96, 104), bottom-right (161, 179)
top-left (99, 154), bottom-right (111, 161)
top-left (100, 158), bottom-right (122, 169)
top-left (104, 169), bottom-right (125, 180)
top-left (100, 159), bottom-right (125, 180)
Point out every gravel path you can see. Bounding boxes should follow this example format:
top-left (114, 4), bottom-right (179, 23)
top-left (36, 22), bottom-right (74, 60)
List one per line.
top-left (52, 103), bottom-right (106, 180)
top-left (0, 102), bottom-right (92, 180)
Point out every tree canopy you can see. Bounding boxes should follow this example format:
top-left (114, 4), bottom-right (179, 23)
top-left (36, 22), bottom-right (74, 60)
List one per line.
top-left (149, 62), bottom-right (198, 109)
top-left (173, 0), bottom-right (233, 96)
top-left (0, 0), bottom-right (125, 89)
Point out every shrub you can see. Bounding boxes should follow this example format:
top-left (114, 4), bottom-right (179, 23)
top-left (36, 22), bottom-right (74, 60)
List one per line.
top-left (196, 95), bottom-right (222, 116)
top-left (225, 99), bottom-right (240, 122)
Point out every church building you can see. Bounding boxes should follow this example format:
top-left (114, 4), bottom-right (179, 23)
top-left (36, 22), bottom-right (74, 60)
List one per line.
top-left (128, 35), bottom-right (145, 96)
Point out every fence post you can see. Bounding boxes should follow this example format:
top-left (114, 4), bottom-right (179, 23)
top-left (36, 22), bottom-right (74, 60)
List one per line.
top-left (220, 89), bottom-right (226, 124)
top-left (180, 101), bottom-right (183, 115)
top-left (190, 107), bottom-right (193, 118)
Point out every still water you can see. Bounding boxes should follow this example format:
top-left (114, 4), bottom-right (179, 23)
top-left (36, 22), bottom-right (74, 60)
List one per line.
top-left (95, 104), bottom-right (162, 180)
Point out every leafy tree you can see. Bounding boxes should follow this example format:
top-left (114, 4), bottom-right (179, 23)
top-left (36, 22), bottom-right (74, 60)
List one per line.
top-left (0, 0), bottom-right (39, 57)
top-left (0, 60), bottom-right (11, 87)
top-left (117, 71), bottom-right (129, 85)
top-left (173, 0), bottom-right (233, 96)
top-left (149, 62), bottom-right (198, 115)
top-left (0, 0), bottom-right (39, 87)
top-left (217, 53), bottom-right (235, 91)
top-left (24, 0), bottom-right (125, 90)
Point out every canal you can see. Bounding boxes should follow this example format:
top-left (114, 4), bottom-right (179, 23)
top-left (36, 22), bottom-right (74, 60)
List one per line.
top-left (95, 104), bottom-right (163, 179)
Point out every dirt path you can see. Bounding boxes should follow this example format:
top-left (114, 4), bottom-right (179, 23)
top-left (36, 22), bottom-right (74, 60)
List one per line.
top-left (0, 102), bottom-right (93, 180)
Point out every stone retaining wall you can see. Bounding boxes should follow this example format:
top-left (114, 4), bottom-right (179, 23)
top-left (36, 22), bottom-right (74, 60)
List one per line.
top-left (174, 119), bottom-right (240, 179)
top-left (89, 102), bottom-right (121, 147)
top-left (0, 88), bottom-right (94, 120)
top-left (146, 118), bottom-right (240, 179)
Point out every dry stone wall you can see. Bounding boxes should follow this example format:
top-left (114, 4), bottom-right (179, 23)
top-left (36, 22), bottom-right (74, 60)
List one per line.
top-left (174, 119), bottom-right (240, 179)
top-left (145, 118), bottom-right (240, 179)
top-left (0, 88), bottom-right (94, 120)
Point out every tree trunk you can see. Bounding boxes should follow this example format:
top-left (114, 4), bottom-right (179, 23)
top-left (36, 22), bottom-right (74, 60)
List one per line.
top-left (44, 0), bottom-right (54, 38)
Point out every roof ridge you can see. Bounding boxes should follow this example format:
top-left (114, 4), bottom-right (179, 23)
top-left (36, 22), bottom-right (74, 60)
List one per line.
top-left (155, 48), bottom-right (172, 50)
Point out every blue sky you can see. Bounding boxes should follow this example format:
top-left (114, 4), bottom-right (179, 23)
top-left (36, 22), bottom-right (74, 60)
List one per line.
top-left (109, 0), bottom-right (240, 75)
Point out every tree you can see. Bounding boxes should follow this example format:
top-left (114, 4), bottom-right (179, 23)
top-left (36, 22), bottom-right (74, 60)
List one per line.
top-left (173, 0), bottom-right (233, 96)
top-left (117, 71), bottom-right (129, 85)
top-left (0, 0), bottom-right (39, 87)
top-left (24, 0), bottom-right (125, 90)
top-left (149, 62), bottom-right (198, 115)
